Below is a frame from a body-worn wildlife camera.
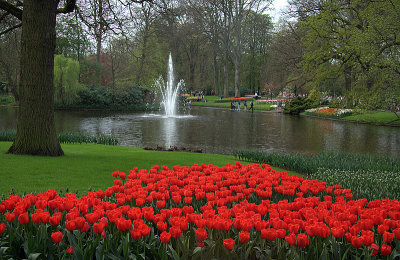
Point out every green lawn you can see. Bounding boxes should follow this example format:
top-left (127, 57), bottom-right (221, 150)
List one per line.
top-left (342, 111), bottom-right (400, 125)
top-left (190, 96), bottom-right (275, 111)
top-left (0, 142), bottom-right (297, 197)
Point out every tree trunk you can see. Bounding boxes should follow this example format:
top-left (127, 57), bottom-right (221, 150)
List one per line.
top-left (213, 52), bottom-right (219, 95)
top-left (223, 54), bottom-right (229, 98)
top-left (8, 0), bottom-right (63, 156)
top-left (96, 34), bottom-right (102, 64)
top-left (136, 25), bottom-right (149, 85)
top-left (344, 63), bottom-right (351, 91)
top-left (234, 61), bottom-right (240, 97)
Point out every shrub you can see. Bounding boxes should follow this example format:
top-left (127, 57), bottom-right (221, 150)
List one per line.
top-left (283, 97), bottom-right (312, 115)
top-left (55, 85), bottom-right (154, 111)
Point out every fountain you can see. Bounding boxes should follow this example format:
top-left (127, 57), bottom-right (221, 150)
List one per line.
top-left (155, 53), bottom-right (185, 117)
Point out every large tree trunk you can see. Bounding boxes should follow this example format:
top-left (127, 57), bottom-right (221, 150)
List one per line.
top-left (8, 0), bottom-right (63, 156)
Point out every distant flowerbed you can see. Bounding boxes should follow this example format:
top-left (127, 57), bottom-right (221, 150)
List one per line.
top-left (215, 97), bottom-right (253, 103)
top-left (0, 163), bottom-right (399, 259)
top-left (304, 107), bottom-right (352, 118)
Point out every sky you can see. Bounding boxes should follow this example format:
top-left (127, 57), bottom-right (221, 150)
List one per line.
top-left (269, 0), bottom-right (289, 23)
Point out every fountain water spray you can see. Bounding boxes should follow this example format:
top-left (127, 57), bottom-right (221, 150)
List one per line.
top-left (155, 53), bottom-right (185, 117)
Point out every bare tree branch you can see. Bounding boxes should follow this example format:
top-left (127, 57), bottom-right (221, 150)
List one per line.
top-left (0, 22), bottom-right (21, 36)
top-left (0, 0), bottom-right (22, 20)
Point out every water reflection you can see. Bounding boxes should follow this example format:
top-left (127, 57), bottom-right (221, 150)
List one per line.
top-left (0, 106), bottom-right (399, 157)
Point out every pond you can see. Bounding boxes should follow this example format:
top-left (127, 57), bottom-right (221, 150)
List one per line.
top-left (1, 106), bottom-right (399, 157)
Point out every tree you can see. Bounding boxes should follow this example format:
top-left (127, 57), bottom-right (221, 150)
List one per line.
top-left (266, 21), bottom-right (306, 97)
top-left (0, 23), bottom-right (20, 101)
top-left (242, 11), bottom-right (272, 94)
top-left (54, 54), bottom-right (80, 106)
top-left (55, 14), bottom-right (90, 62)
top-left (0, 0), bottom-right (151, 156)
top-left (77, 0), bottom-right (116, 63)
top-left (295, 0), bottom-right (400, 107)
top-left (0, 0), bottom-right (76, 156)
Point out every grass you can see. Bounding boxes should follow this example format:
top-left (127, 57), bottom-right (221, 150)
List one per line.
top-left (342, 110), bottom-right (400, 125)
top-left (190, 95), bottom-right (275, 111)
top-left (0, 142), bottom-right (298, 197)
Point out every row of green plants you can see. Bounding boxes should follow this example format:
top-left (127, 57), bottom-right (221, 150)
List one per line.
top-left (309, 168), bottom-right (400, 201)
top-left (0, 130), bottom-right (118, 146)
top-left (234, 150), bottom-right (400, 201)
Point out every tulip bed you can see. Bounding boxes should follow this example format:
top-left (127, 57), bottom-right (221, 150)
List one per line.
top-left (0, 163), bottom-right (399, 259)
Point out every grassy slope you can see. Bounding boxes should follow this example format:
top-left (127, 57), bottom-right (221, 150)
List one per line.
top-left (342, 111), bottom-right (400, 125)
top-left (0, 142), bottom-right (297, 196)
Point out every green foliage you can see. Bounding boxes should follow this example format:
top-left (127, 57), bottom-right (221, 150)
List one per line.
top-left (306, 88), bottom-right (327, 107)
top-left (55, 15), bottom-right (90, 60)
top-left (0, 130), bottom-right (118, 145)
top-left (54, 54), bottom-right (81, 106)
top-left (283, 96), bottom-right (312, 115)
top-left (79, 59), bottom-right (104, 86)
top-left (299, 0), bottom-right (400, 108)
top-left (310, 168), bottom-right (400, 201)
top-left (69, 85), bottom-right (153, 110)
top-left (234, 150), bottom-right (400, 200)
top-left (0, 95), bottom-right (14, 105)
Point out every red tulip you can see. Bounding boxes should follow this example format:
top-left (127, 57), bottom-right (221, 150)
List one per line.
top-left (370, 243), bottom-right (379, 256)
top-left (160, 232), bottom-right (171, 243)
top-left (170, 226), bottom-right (181, 239)
top-left (223, 238), bottom-right (235, 250)
top-left (156, 200), bottom-right (166, 209)
top-left (157, 221), bottom-right (167, 232)
top-left (351, 236), bottom-right (363, 249)
top-left (380, 244), bottom-right (391, 256)
top-left (195, 228), bottom-right (207, 242)
top-left (130, 228), bottom-right (141, 240)
top-left (65, 219), bottom-right (76, 231)
top-left (0, 223), bottom-right (5, 235)
top-left (5, 212), bottom-right (15, 223)
top-left (184, 197), bottom-right (192, 205)
top-left (285, 233), bottom-right (296, 246)
top-left (239, 231), bottom-right (250, 243)
top-left (296, 233), bottom-right (309, 248)
top-left (51, 231), bottom-right (63, 243)
top-left (66, 246), bottom-right (73, 254)
top-left (261, 228), bottom-right (277, 241)
top-left (93, 222), bottom-right (106, 235)
top-left (331, 227), bottom-right (345, 238)
top-left (18, 212), bottom-right (29, 225)
top-left (140, 224), bottom-right (151, 237)
top-left (393, 228), bottom-right (400, 240)
top-left (382, 231), bottom-right (394, 243)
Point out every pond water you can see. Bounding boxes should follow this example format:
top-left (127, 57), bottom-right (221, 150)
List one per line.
top-left (1, 106), bottom-right (399, 157)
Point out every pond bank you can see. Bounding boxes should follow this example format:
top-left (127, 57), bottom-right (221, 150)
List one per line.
top-left (300, 111), bottom-right (400, 127)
